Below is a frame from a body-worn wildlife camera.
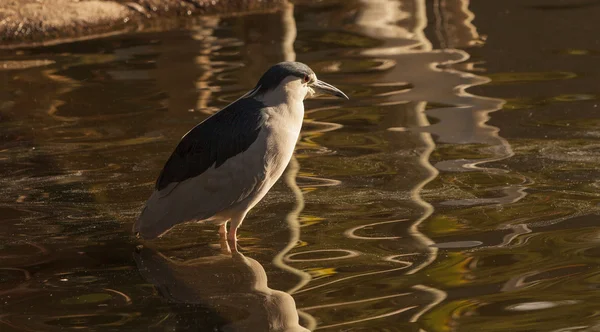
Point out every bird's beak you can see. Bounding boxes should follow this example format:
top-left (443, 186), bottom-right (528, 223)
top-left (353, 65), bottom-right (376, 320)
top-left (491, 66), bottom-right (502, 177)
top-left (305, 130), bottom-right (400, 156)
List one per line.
top-left (311, 79), bottom-right (349, 99)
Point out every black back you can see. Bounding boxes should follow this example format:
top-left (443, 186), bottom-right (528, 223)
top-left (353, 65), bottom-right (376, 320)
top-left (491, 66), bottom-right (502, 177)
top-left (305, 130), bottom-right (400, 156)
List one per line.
top-left (156, 98), bottom-right (268, 190)
top-left (155, 62), bottom-right (314, 190)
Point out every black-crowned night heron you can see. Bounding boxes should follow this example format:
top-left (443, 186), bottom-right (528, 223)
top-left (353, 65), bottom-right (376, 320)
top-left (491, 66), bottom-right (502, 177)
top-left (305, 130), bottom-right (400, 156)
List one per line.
top-left (134, 62), bottom-right (348, 251)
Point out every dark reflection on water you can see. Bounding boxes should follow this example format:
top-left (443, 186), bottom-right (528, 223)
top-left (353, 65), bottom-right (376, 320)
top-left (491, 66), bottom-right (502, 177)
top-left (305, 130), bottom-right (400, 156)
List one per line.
top-left (2, 0), bottom-right (600, 331)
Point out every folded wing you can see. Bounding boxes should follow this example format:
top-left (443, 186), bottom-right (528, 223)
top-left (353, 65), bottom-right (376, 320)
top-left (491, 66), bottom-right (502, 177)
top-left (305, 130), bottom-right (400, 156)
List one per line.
top-left (134, 98), bottom-right (268, 239)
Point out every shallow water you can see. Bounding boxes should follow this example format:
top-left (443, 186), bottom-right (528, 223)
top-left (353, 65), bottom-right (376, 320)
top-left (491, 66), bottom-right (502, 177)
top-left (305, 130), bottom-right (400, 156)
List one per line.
top-left (2, 0), bottom-right (600, 331)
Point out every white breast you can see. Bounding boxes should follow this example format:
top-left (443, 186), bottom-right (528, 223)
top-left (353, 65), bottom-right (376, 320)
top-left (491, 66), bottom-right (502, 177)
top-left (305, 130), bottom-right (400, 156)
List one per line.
top-left (244, 101), bottom-right (305, 209)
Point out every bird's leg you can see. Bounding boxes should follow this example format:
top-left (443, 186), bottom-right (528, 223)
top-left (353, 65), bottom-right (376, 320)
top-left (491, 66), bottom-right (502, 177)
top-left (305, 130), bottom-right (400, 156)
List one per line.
top-left (219, 222), bottom-right (228, 236)
top-left (227, 227), bottom-right (238, 253)
top-left (227, 214), bottom-right (246, 254)
top-left (219, 221), bottom-right (231, 255)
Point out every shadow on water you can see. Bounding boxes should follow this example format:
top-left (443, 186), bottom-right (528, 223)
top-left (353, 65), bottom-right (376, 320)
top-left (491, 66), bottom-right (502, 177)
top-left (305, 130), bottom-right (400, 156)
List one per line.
top-left (2, 0), bottom-right (600, 331)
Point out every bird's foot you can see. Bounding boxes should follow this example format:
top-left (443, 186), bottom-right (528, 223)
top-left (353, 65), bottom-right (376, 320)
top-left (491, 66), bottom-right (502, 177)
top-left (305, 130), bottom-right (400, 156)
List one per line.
top-left (227, 230), bottom-right (238, 254)
top-left (218, 223), bottom-right (232, 255)
top-left (219, 236), bottom-right (232, 255)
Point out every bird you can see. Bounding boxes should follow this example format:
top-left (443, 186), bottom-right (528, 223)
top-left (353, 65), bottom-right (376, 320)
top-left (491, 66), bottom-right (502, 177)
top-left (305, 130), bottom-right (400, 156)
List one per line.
top-left (134, 61), bottom-right (348, 252)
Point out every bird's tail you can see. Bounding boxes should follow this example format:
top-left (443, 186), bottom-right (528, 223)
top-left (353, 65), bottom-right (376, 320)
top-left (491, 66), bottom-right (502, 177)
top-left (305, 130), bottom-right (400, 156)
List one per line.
top-left (133, 190), bottom-right (180, 239)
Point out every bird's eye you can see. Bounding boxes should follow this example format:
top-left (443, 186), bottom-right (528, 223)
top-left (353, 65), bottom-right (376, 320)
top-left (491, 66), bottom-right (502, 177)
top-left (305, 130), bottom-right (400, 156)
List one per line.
top-left (303, 75), bottom-right (310, 83)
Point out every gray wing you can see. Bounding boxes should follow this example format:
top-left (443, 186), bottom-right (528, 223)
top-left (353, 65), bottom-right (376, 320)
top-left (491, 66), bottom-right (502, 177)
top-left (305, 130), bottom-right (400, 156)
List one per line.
top-left (156, 97), bottom-right (268, 190)
top-left (134, 98), bottom-right (268, 239)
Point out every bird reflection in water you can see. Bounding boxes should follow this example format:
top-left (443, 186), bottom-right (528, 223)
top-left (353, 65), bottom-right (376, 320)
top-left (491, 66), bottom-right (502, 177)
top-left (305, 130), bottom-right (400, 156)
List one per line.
top-left (134, 246), bottom-right (309, 332)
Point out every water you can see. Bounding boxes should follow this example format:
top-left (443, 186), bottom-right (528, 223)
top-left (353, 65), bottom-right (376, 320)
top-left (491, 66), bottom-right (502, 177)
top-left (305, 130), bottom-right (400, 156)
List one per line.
top-left (2, 0), bottom-right (600, 331)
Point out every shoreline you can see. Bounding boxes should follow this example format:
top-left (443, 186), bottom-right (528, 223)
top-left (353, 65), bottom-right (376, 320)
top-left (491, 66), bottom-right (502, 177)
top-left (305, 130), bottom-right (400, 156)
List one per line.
top-left (0, 0), bottom-right (286, 49)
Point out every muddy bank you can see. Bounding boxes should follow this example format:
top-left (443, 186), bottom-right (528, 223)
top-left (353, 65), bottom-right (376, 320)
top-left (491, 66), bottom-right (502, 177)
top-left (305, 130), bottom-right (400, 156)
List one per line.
top-left (0, 0), bottom-right (286, 48)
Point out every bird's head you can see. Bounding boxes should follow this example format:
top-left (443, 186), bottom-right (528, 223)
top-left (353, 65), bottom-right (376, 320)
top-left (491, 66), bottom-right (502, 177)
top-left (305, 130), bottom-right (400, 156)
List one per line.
top-left (250, 62), bottom-right (348, 104)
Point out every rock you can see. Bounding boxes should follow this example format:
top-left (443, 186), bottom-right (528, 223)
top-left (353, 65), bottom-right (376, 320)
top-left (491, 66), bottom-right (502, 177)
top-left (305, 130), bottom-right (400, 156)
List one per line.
top-left (0, 0), bottom-right (286, 48)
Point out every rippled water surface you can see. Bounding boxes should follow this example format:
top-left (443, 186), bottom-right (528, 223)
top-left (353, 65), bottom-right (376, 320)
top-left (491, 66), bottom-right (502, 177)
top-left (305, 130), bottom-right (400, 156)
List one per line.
top-left (2, 0), bottom-right (600, 331)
